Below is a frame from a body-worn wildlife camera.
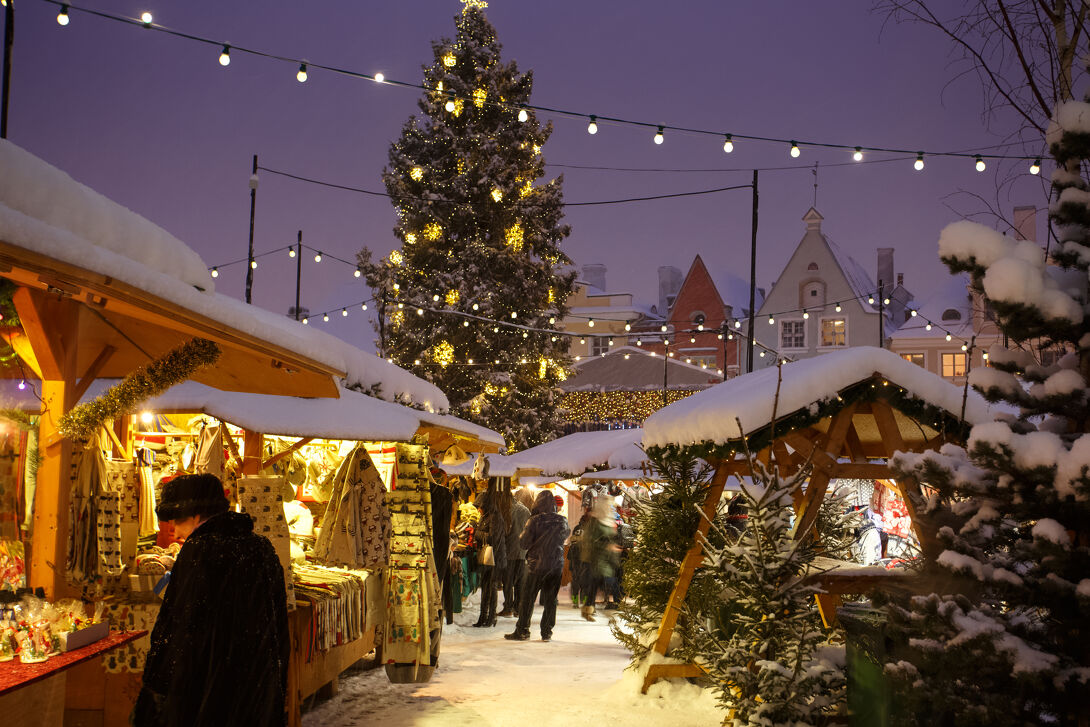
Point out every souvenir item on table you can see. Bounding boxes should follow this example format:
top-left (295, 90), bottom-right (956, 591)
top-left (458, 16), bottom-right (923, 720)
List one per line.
top-left (0, 539), bottom-right (25, 592)
top-left (0, 618), bottom-right (13, 661)
top-left (292, 564), bottom-right (368, 659)
top-left (237, 475), bottom-right (296, 608)
top-left (384, 440), bottom-right (442, 684)
top-left (314, 445), bottom-right (390, 570)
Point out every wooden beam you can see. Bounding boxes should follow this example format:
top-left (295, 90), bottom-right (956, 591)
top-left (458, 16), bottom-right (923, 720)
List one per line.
top-left (13, 287), bottom-right (75, 380)
top-left (261, 437), bottom-right (314, 470)
top-left (242, 430), bottom-right (264, 476)
top-left (102, 425), bottom-right (128, 461)
top-left (792, 403), bottom-right (857, 540)
top-left (71, 345), bottom-right (116, 405)
top-left (641, 663), bottom-right (707, 694)
top-left (844, 421), bottom-right (866, 462)
top-left (1, 330), bottom-right (43, 379)
top-left (827, 462), bottom-right (892, 479)
top-left (815, 593), bottom-right (843, 629)
top-left (871, 399), bottom-right (906, 457)
top-left (218, 419), bottom-right (242, 464)
top-left (648, 463), bottom-right (729, 658)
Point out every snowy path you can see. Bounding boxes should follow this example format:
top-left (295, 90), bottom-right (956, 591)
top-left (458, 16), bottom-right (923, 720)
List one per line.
top-left (301, 592), bottom-right (722, 727)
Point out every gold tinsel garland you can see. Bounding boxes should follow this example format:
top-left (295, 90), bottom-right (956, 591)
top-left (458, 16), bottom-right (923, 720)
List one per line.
top-left (57, 338), bottom-right (221, 439)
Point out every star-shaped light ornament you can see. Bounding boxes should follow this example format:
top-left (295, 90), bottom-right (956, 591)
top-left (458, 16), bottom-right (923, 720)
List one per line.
top-left (462, 0), bottom-right (488, 11)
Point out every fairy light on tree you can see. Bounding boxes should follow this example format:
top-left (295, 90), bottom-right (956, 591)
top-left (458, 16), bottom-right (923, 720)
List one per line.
top-left (357, 0), bottom-right (575, 451)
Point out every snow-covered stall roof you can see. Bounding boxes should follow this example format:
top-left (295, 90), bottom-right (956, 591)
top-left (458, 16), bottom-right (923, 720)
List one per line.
top-left (0, 141), bottom-right (446, 411)
top-left (438, 428), bottom-right (644, 479)
top-left (561, 348), bottom-right (721, 392)
top-left (80, 379), bottom-right (498, 445)
top-left (643, 346), bottom-right (993, 451)
top-left (504, 429), bottom-right (644, 477)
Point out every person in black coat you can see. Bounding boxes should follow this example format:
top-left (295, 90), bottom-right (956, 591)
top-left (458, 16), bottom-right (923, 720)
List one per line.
top-left (504, 490), bottom-right (571, 642)
top-left (499, 495), bottom-right (531, 617)
top-left (473, 478), bottom-right (510, 627)
top-left (133, 474), bottom-right (289, 727)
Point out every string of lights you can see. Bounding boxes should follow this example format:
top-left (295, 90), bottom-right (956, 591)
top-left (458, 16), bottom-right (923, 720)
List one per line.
top-left (208, 241), bottom-right (364, 278)
top-left (37, 0), bottom-right (1045, 172)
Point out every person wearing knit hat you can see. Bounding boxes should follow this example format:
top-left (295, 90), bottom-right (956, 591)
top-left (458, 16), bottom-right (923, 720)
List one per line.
top-left (133, 474), bottom-right (289, 726)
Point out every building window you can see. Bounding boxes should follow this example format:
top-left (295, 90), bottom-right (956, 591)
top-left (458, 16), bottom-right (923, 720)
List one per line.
top-left (590, 337), bottom-right (610, 357)
top-left (807, 262), bottom-right (819, 271)
top-left (900, 353), bottom-right (924, 367)
top-left (1039, 348), bottom-right (1064, 367)
top-left (941, 352), bottom-right (967, 379)
top-left (780, 320), bottom-right (805, 349)
top-left (941, 308), bottom-right (962, 322)
top-left (820, 318), bottom-right (846, 347)
top-left (801, 280), bottom-right (825, 308)
top-left (682, 354), bottom-right (717, 369)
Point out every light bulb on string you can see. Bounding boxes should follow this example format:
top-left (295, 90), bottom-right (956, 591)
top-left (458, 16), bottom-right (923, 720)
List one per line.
top-left (961, 343), bottom-right (968, 351)
top-left (341, 308), bottom-right (348, 317)
top-left (1030, 158), bottom-right (1041, 175)
top-left (768, 316), bottom-right (775, 325)
top-left (790, 141), bottom-right (800, 158)
top-left (910, 309), bottom-right (918, 317)
top-left (288, 248), bottom-right (296, 258)
top-left (374, 72), bottom-right (385, 83)
top-left (361, 303), bottom-right (368, 311)
top-left (445, 100), bottom-right (456, 112)
top-left (835, 302), bottom-right (842, 312)
top-left (250, 260), bottom-right (257, 269)
top-left (853, 147), bottom-right (863, 162)
top-left (587, 115), bottom-right (598, 134)
top-left (297, 63), bottom-right (308, 82)
top-left (636, 339), bottom-right (642, 346)
top-left (975, 155), bottom-right (986, 172)
top-left (211, 267), bottom-right (219, 278)
top-left (883, 297), bottom-right (890, 305)
top-left (587, 318), bottom-right (595, 328)
top-left (734, 320), bottom-right (741, 328)
top-left (416, 308), bottom-right (424, 316)
top-left (697, 323), bottom-right (704, 331)
top-left (314, 252), bottom-right (322, 262)
top-left (518, 107), bottom-right (528, 123)
top-left (654, 126), bottom-right (664, 145)
top-left (624, 323), bottom-right (631, 331)
top-left (433, 294), bottom-right (441, 302)
top-left (323, 313), bottom-right (330, 322)
top-left (914, 152), bottom-right (925, 171)
top-left (463, 320), bottom-right (469, 327)
top-left (140, 11), bottom-right (153, 26)
top-left (925, 322), bottom-right (932, 331)
top-left (354, 268), bottom-right (361, 278)
top-left (661, 324), bottom-right (668, 332)
top-left (868, 295), bottom-right (874, 304)
top-left (57, 5), bottom-right (70, 25)
top-left (219, 45), bottom-right (231, 66)
top-left (802, 311), bottom-right (809, 319)
top-left (723, 134), bottom-right (734, 153)
top-left (302, 317), bottom-right (309, 325)
top-left (946, 333), bottom-right (952, 341)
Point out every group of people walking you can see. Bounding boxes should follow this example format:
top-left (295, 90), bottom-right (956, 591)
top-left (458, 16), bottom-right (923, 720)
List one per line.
top-left (467, 479), bottom-right (627, 641)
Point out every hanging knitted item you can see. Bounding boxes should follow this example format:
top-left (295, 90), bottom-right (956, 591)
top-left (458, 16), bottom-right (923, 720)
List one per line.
top-left (238, 475), bottom-right (296, 609)
top-left (314, 445), bottom-right (390, 570)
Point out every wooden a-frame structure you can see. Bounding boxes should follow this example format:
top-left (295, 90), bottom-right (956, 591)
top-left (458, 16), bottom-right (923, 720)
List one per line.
top-left (638, 349), bottom-right (991, 693)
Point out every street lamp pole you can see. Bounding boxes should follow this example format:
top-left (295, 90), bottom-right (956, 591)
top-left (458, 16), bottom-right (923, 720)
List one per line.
top-left (245, 155), bottom-right (258, 303)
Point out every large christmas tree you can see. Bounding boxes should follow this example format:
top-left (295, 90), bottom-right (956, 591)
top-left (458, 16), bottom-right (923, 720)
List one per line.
top-left (358, 1), bottom-right (576, 451)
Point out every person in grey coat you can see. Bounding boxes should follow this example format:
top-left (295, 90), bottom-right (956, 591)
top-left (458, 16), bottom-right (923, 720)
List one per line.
top-left (504, 490), bottom-right (571, 642)
top-left (499, 496), bottom-right (531, 617)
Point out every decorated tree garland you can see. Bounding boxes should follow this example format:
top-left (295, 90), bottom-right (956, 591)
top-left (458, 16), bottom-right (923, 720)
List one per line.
top-left (57, 338), bottom-right (220, 439)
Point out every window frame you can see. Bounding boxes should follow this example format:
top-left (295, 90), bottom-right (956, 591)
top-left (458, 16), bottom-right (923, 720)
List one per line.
top-left (779, 319), bottom-right (806, 350)
top-left (818, 317), bottom-right (848, 348)
top-left (899, 352), bottom-right (925, 368)
top-left (941, 352), bottom-right (967, 379)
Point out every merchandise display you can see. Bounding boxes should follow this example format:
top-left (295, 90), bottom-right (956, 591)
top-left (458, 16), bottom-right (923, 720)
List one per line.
top-left (0, 594), bottom-right (103, 664)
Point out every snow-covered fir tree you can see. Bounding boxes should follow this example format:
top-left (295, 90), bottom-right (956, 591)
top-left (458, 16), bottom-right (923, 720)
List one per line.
top-left (357, 2), bottom-right (575, 450)
top-left (692, 454), bottom-right (847, 727)
top-left (610, 449), bottom-right (725, 665)
top-left (878, 69), bottom-right (1090, 727)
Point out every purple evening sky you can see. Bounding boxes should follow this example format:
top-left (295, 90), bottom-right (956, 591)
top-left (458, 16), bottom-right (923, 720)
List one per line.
top-left (7, 0), bottom-right (1047, 352)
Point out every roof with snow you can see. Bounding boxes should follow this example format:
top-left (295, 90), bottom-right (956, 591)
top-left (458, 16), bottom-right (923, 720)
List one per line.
top-left (441, 428), bottom-right (645, 479)
top-left (561, 347), bottom-right (722, 392)
top-left (889, 275), bottom-right (973, 340)
top-left (826, 237), bottom-right (879, 307)
top-left (0, 141), bottom-right (446, 411)
top-left (642, 346), bottom-right (994, 454)
top-left (79, 379), bottom-right (501, 447)
top-left (713, 271), bottom-right (764, 316)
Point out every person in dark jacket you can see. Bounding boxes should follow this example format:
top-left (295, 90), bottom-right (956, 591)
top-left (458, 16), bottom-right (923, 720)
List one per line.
top-left (132, 473), bottom-right (289, 727)
top-left (473, 478), bottom-right (509, 627)
top-left (504, 490), bottom-right (571, 642)
top-left (499, 495), bottom-right (531, 617)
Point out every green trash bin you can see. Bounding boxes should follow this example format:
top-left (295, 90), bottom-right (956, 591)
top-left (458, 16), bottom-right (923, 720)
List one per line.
top-left (839, 603), bottom-right (891, 727)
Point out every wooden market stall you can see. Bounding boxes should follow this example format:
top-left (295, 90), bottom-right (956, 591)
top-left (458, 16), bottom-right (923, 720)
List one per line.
top-left (635, 346), bottom-right (995, 693)
top-left (62, 378), bottom-right (502, 726)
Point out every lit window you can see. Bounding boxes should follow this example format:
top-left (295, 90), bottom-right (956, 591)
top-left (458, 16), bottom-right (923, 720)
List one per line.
top-left (781, 320), bottom-right (805, 349)
top-left (941, 352), bottom-right (967, 379)
top-left (590, 337), bottom-right (610, 357)
top-left (820, 318), bottom-right (846, 347)
top-left (900, 353), bottom-right (924, 367)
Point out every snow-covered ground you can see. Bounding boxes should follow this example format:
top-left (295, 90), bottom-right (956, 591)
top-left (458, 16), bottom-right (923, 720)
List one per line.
top-left (302, 589), bottom-right (722, 727)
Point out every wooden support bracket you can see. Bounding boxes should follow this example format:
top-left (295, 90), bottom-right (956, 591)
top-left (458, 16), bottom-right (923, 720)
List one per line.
top-left (262, 437), bottom-right (315, 470)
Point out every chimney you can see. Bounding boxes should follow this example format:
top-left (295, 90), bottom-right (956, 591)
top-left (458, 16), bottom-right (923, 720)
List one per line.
top-left (877, 248), bottom-right (894, 294)
top-left (897, 272), bottom-right (904, 287)
top-left (658, 266), bottom-right (682, 316)
top-left (581, 263), bottom-right (607, 291)
top-left (1013, 206), bottom-right (1037, 242)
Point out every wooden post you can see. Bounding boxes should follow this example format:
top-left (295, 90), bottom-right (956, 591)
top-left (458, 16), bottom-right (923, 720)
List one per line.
top-left (16, 288), bottom-right (81, 599)
top-left (242, 430), bottom-right (264, 476)
top-left (641, 461), bottom-right (728, 693)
